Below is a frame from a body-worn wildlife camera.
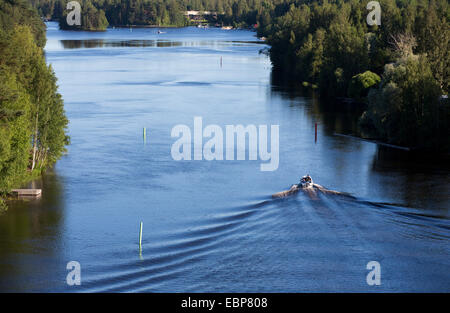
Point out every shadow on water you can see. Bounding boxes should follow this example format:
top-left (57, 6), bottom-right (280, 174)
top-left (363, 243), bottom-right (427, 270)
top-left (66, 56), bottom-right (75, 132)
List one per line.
top-left (270, 70), bottom-right (366, 136)
top-left (60, 39), bottom-right (184, 49)
top-left (0, 169), bottom-right (65, 292)
top-left (59, 39), bottom-right (262, 50)
top-left (370, 146), bottom-right (450, 213)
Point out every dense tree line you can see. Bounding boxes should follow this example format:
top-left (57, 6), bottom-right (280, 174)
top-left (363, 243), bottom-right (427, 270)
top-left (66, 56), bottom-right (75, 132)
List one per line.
top-left (257, 0), bottom-right (448, 151)
top-left (258, 0), bottom-right (448, 94)
top-left (0, 0), bottom-right (69, 209)
top-left (29, 0), bottom-right (282, 29)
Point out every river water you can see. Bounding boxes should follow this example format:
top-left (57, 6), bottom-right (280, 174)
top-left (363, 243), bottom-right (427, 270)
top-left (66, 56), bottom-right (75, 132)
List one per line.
top-left (0, 22), bottom-right (448, 292)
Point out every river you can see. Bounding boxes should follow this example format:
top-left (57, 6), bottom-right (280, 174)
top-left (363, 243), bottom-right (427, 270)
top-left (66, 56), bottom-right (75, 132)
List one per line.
top-left (0, 22), bottom-right (448, 292)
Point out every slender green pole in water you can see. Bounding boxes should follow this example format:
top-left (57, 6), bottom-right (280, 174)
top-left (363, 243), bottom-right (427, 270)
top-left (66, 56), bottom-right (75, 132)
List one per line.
top-left (139, 221), bottom-right (143, 250)
top-left (143, 127), bottom-right (146, 143)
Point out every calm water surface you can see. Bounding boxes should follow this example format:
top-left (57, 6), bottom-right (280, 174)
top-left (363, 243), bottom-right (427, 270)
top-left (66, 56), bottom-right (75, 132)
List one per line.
top-left (0, 22), bottom-right (449, 292)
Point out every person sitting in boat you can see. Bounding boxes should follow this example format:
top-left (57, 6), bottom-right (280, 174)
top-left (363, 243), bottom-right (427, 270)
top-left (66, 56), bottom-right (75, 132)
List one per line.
top-left (272, 175), bottom-right (342, 198)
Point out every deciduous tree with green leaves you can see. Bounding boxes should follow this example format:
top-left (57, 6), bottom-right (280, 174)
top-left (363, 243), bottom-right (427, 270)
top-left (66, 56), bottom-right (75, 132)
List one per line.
top-left (0, 0), bottom-right (69, 206)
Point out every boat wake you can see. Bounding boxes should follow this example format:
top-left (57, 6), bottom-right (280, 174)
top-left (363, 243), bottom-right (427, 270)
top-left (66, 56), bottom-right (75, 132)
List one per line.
top-left (77, 191), bottom-right (450, 292)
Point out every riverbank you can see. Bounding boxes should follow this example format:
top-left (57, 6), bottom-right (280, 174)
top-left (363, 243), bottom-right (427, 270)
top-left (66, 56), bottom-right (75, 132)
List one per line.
top-left (262, 1), bottom-right (449, 153)
top-left (53, 21), bottom-right (248, 31)
top-left (271, 73), bottom-right (449, 155)
top-left (0, 2), bottom-right (69, 212)
top-left (0, 169), bottom-right (43, 211)
top-left (35, 0), bottom-right (263, 32)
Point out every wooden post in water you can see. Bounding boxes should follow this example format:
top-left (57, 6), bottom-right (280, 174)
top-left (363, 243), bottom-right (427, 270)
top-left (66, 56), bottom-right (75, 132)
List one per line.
top-left (143, 127), bottom-right (146, 143)
top-left (315, 123), bottom-right (317, 143)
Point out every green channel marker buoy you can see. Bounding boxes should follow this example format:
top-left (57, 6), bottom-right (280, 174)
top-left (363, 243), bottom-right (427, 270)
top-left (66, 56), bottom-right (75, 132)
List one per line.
top-left (139, 221), bottom-right (143, 251)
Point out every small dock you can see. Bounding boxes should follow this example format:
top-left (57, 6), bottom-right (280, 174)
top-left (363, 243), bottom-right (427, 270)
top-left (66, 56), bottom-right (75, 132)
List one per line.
top-left (11, 189), bottom-right (42, 197)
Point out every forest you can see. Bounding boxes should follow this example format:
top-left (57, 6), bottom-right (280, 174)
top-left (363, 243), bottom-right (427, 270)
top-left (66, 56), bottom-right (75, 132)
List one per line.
top-left (29, 0), bottom-right (277, 29)
top-left (257, 0), bottom-right (448, 150)
top-left (0, 0), bottom-right (69, 209)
